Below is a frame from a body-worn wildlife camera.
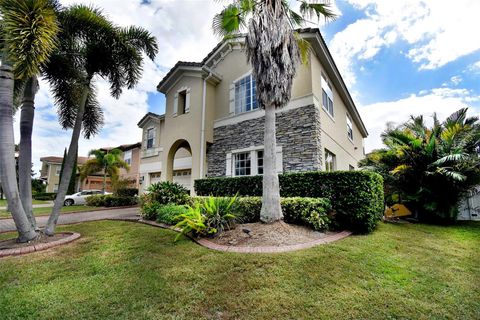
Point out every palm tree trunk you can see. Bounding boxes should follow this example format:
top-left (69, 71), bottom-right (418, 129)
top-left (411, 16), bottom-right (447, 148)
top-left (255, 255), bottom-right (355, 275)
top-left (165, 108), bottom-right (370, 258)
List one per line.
top-left (44, 84), bottom-right (89, 236)
top-left (0, 64), bottom-right (37, 242)
top-left (18, 76), bottom-right (38, 230)
top-left (260, 103), bottom-right (283, 223)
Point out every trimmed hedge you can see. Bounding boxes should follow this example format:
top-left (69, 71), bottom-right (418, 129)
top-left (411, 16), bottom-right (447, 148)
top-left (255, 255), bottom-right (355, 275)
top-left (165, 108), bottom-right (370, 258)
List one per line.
top-left (114, 187), bottom-right (138, 197)
top-left (85, 195), bottom-right (138, 207)
top-left (191, 196), bottom-right (332, 231)
top-left (33, 192), bottom-right (57, 201)
top-left (195, 171), bottom-right (384, 233)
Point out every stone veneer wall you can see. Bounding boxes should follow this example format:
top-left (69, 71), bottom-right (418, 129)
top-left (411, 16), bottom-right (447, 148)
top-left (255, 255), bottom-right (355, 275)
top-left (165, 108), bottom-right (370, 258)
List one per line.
top-left (207, 104), bottom-right (322, 177)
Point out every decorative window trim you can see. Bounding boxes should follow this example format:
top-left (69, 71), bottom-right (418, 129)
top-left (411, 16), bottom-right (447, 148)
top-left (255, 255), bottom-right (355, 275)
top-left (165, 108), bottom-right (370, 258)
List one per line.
top-left (146, 127), bottom-right (156, 150)
top-left (321, 72), bottom-right (334, 119)
top-left (225, 146), bottom-right (283, 177)
top-left (173, 86), bottom-right (191, 117)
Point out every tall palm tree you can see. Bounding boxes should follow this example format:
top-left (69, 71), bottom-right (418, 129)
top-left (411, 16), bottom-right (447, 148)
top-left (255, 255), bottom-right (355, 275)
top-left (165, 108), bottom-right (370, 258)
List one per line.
top-left (0, 0), bottom-right (58, 241)
top-left (213, 0), bottom-right (335, 222)
top-left (80, 149), bottom-right (130, 193)
top-left (361, 108), bottom-right (480, 222)
top-left (43, 5), bottom-right (158, 235)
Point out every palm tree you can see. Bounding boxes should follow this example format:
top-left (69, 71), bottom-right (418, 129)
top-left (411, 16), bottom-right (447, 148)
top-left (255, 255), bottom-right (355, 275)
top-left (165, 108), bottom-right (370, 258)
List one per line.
top-left (0, 0), bottom-right (58, 242)
top-left (80, 149), bottom-right (130, 193)
top-left (43, 5), bottom-right (158, 235)
top-left (213, 0), bottom-right (335, 222)
top-left (360, 108), bottom-right (480, 222)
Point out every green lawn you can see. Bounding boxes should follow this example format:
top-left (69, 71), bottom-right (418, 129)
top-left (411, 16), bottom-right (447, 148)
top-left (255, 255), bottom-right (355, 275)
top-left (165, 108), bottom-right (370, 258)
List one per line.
top-left (0, 221), bottom-right (478, 319)
top-left (0, 199), bottom-right (49, 207)
top-left (0, 206), bottom-right (99, 219)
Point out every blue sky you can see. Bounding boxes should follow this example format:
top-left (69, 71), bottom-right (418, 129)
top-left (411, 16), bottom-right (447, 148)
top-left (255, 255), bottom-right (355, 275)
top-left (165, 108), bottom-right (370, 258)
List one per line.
top-left (23, 0), bottom-right (480, 174)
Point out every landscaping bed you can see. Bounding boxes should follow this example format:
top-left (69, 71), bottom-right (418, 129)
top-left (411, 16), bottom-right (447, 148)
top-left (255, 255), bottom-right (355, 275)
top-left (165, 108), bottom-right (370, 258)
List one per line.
top-left (208, 221), bottom-right (331, 247)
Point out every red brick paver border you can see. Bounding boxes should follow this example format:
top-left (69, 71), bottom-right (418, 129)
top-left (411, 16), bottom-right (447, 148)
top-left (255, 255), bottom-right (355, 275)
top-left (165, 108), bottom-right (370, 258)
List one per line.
top-left (0, 232), bottom-right (81, 258)
top-left (127, 219), bottom-right (352, 253)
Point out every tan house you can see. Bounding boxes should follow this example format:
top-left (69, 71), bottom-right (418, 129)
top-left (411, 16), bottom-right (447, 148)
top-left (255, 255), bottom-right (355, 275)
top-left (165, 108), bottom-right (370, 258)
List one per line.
top-left (100, 142), bottom-right (142, 188)
top-left (39, 156), bottom-right (89, 193)
top-left (137, 28), bottom-right (368, 194)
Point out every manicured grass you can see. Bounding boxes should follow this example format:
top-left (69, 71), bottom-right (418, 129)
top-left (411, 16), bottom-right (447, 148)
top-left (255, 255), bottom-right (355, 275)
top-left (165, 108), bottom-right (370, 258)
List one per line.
top-left (0, 199), bottom-right (49, 207)
top-left (0, 221), bottom-right (479, 319)
top-left (0, 221), bottom-right (480, 319)
top-left (0, 206), bottom-right (99, 219)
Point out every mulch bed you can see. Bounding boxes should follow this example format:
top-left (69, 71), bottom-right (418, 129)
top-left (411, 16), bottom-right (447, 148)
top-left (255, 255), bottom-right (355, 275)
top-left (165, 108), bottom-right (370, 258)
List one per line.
top-left (208, 221), bottom-right (333, 247)
top-left (0, 232), bottom-right (81, 258)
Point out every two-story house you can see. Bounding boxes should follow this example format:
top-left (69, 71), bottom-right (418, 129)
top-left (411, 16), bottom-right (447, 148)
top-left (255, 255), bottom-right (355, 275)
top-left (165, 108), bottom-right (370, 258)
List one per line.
top-left (137, 28), bottom-right (368, 194)
top-left (100, 142), bottom-right (142, 189)
top-left (39, 156), bottom-right (89, 193)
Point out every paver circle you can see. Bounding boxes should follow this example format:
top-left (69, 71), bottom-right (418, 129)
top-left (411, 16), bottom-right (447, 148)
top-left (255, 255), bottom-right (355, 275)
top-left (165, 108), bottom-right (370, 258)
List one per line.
top-left (0, 232), bottom-right (81, 258)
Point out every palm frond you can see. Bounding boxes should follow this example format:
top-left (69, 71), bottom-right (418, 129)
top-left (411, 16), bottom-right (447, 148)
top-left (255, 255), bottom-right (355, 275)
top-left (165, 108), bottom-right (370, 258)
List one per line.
top-left (431, 153), bottom-right (469, 166)
top-left (0, 0), bottom-right (59, 79)
top-left (299, 1), bottom-right (337, 22)
top-left (294, 32), bottom-right (312, 65)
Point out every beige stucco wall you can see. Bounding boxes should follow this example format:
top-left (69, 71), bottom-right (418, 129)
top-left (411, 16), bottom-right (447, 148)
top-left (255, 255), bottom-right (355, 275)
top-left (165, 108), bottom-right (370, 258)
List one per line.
top-left (310, 52), bottom-right (365, 170)
top-left (45, 163), bottom-right (61, 193)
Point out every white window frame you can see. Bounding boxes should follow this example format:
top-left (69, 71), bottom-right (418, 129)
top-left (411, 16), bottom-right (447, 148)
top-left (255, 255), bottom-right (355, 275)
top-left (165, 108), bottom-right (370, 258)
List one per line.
top-left (124, 150), bottom-right (132, 165)
top-left (325, 149), bottom-right (336, 172)
top-left (173, 86), bottom-right (190, 117)
top-left (321, 73), bottom-right (334, 118)
top-left (226, 146), bottom-right (282, 177)
top-left (234, 73), bottom-right (258, 115)
top-left (346, 113), bottom-right (354, 141)
top-left (146, 128), bottom-right (155, 149)
top-left (55, 167), bottom-right (61, 176)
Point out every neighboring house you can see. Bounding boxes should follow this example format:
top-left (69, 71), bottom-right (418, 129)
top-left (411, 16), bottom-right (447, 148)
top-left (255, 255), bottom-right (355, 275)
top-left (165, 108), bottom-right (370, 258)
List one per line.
top-left (100, 142), bottom-right (142, 188)
top-left (39, 156), bottom-right (89, 193)
top-left (137, 28), bottom-right (368, 194)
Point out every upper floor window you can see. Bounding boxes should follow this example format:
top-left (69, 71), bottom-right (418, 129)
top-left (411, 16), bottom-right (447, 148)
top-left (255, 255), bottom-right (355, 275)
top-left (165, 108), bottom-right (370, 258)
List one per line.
top-left (124, 150), bottom-right (132, 165)
top-left (346, 114), bottom-right (353, 141)
top-left (325, 149), bottom-right (336, 172)
top-left (146, 128), bottom-right (155, 149)
top-left (55, 167), bottom-right (61, 176)
top-left (235, 74), bottom-right (258, 114)
top-left (173, 87), bottom-right (190, 116)
top-left (321, 73), bottom-right (334, 117)
top-left (178, 90), bottom-right (187, 115)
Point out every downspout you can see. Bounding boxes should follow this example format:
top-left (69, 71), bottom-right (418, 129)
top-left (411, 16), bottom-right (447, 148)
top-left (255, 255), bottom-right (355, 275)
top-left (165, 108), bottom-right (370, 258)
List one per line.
top-left (200, 70), bottom-right (214, 178)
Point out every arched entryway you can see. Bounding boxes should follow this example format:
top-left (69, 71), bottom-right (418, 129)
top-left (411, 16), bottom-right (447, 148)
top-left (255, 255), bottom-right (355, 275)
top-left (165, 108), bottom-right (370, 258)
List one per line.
top-left (165, 139), bottom-right (193, 191)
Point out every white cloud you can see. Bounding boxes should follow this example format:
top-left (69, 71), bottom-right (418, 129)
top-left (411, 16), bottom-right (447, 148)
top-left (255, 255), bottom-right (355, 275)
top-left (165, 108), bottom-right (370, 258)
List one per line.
top-left (329, 0), bottom-right (480, 85)
top-left (360, 87), bottom-right (480, 152)
top-left (468, 60), bottom-right (480, 74)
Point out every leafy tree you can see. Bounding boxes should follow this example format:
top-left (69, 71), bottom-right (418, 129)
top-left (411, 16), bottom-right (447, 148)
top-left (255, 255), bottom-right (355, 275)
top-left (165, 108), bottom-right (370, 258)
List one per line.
top-left (213, 0), bottom-right (335, 222)
top-left (80, 149), bottom-right (129, 194)
top-left (0, 0), bottom-right (58, 241)
top-left (43, 5), bottom-right (158, 235)
top-left (360, 108), bottom-right (480, 222)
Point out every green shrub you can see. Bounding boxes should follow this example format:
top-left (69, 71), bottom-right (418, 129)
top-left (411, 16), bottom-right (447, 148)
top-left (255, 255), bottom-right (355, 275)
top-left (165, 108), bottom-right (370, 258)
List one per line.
top-left (85, 195), bottom-right (107, 207)
top-left (157, 204), bottom-right (188, 225)
top-left (148, 181), bottom-right (189, 205)
top-left (206, 196), bottom-right (331, 231)
top-left (140, 196), bottom-right (161, 220)
top-left (201, 196), bottom-right (239, 234)
top-left (86, 195), bottom-right (138, 207)
top-left (174, 204), bottom-right (209, 241)
top-left (33, 192), bottom-right (57, 201)
top-left (114, 187), bottom-right (138, 197)
top-left (194, 171), bottom-right (384, 233)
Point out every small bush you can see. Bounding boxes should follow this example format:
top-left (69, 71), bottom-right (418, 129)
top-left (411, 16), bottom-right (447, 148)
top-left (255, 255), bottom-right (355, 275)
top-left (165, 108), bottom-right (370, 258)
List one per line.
top-left (140, 196), bottom-right (161, 220)
top-left (114, 187), bottom-right (138, 197)
top-left (86, 195), bottom-right (138, 207)
top-left (157, 204), bottom-right (188, 225)
top-left (201, 196), bottom-right (239, 234)
top-left (148, 181), bottom-right (189, 205)
top-left (174, 204), bottom-right (209, 241)
top-left (195, 171), bottom-right (384, 233)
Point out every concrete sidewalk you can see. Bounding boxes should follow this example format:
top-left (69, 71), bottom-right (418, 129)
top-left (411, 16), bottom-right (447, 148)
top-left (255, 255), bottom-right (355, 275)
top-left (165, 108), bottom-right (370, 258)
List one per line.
top-left (0, 207), bottom-right (140, 233)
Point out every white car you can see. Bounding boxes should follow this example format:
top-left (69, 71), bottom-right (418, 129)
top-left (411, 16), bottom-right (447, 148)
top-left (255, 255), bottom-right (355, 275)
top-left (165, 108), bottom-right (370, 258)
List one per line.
top-left (63, 190), bottom-right (111, 206)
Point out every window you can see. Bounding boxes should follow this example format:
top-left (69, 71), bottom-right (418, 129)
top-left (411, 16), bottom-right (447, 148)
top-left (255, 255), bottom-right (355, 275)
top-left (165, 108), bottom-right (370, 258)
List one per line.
top-left (325, 149), bottom-right (336, 172)
top-left (321, 73), bottom-right (334, 117)
top-left (178, 90), bottom-right (187, 115)
top-left (235, 74), bottom-right (258, 114)
top-left (234, 152), bottom-right (251, 176)
top-left (55, 167), bottom-right (61, 176)
top-left (124, 150), bottom-right (132, 165)
top-left (346, 114), bottom-right (353, 141)
top-left (257, 150), bottom-right (264, 175)
top-left (146, 128), bottom-right (155, 149)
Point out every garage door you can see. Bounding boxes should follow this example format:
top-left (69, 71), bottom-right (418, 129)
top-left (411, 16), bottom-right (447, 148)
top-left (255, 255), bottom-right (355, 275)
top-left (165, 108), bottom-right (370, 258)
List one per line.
top-left (173, 170), bottom-right (191, 191)
top-left (149, 172), bottom-right (162, 186)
